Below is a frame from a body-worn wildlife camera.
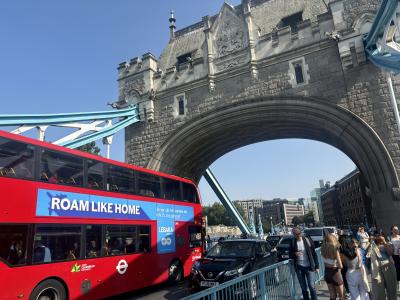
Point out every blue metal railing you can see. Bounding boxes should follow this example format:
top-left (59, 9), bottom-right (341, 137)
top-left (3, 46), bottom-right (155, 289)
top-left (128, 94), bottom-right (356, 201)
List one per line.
top-left (184, 248), bottom-right (324, 300)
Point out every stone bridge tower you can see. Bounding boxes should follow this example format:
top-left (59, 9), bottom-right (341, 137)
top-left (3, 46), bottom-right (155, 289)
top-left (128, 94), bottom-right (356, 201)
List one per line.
top-left (115, 0), bottom-right (400, 230)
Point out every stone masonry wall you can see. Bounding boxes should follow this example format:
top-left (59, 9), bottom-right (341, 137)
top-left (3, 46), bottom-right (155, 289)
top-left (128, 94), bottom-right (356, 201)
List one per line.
top-left (122, 0), bottom-right (400, 186)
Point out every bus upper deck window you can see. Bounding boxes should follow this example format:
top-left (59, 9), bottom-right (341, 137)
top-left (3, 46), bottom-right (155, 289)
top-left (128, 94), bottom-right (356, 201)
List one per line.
top-left (0, 137), bottom-right (34, 180)
top-left (87, 160), bottom-right (104, 189)
top-left (182, 183), bottom-right (198, 203)
top-left (163, 178), bottom-right (181, 201)
top-left (40, 150), bottom-right (83, 186)
top-left (138, 172), bottom-right (161, 198)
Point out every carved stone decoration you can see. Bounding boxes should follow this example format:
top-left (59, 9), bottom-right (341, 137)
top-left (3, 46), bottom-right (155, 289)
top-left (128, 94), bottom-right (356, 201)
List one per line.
top-left (123, 77), bottom-right (145, 103)
top-left (212, 4), bottom-right (248, 59)
top-left (216, 54), bottom-right (248, 72)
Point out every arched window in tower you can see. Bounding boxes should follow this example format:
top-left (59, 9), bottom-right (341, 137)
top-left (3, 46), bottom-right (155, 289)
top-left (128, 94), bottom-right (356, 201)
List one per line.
top-left (294, 63), bottom-right (304, 84)
top-left (178, 97), bottom-right (185, 115)
top-left (288, 57), bottom-right (309, 88)
top-left (173, 93), bottom-right (187, 118)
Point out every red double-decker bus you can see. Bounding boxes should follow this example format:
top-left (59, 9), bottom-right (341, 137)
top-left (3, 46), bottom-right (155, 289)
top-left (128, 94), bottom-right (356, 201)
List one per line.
top-left (0, 130), bottom-right (203, 300)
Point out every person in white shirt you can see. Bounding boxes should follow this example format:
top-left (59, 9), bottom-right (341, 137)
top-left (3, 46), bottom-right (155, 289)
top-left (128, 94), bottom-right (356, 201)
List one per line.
top-left (289, 227), bottom-right (319, 300)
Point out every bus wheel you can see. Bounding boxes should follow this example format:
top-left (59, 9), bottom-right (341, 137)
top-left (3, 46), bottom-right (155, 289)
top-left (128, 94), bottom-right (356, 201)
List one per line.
top-left (30, 279), bottom-right (67, 300)
top-left (168, 260), bottom-right (183, 283)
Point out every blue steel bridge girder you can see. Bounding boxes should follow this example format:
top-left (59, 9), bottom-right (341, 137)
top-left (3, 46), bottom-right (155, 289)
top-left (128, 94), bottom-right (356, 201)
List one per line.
top-left (363, 0), bottom-right (400, 139)
top-left (364, 0), bottom-right (400, 74)
top-left (203, 168), bottom-right (251, 235)
top-left (0, 105), bottom-right (140, 156)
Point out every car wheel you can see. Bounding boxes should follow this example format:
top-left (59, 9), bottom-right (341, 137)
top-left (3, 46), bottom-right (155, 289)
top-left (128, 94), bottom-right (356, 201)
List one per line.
top-left (30, 279), bottom-right (67, 300)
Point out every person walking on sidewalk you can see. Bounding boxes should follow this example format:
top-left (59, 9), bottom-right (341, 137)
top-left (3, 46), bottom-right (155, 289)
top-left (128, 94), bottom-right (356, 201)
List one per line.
top-left (388, 225), bottom-right (400, 294)
top-left (321, 233), bottom-right (345, 300)
top-left (289, 227), bottom-right (319, 300)
top-left (338, 232), bottom-right (351, 299)
top-left (366, 234), bottom-right (397, 300)
top-left (342, 238), bottom-right (370, 300)
top-left (357, 227), bottom-right (369, 268)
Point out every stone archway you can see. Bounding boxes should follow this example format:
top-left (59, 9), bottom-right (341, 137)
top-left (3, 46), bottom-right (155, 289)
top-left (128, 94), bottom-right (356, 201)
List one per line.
top-left (147, 96), bottom-right (400, 230)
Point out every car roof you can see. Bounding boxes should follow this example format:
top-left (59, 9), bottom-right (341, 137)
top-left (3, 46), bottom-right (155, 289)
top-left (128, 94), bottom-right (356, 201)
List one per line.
top-left (220, 239), bottom-right (263, 243)
top-left (304, 227), bottom-right (335, 230)
top-left (280, 235), bottom-right (293, 239)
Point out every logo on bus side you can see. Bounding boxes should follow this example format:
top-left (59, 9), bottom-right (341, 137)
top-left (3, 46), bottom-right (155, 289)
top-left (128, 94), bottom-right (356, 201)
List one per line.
top-left (159, 226), bottom-right (174, 233)
top-left (161, 236), bottom-right (172, 246)
top-left (71, 263), bottom-right (95, 273)
top-left (116, 259), bottom-right (128, 275)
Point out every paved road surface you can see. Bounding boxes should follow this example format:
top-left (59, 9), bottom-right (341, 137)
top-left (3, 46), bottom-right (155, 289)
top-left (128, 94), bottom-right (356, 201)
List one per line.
top-left (111, 280), bottom-right (191, 300)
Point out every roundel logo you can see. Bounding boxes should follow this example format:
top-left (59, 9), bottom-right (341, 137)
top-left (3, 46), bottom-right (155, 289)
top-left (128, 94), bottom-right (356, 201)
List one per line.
top-left (161, 236), bottom-right (172, 246)
top-left (116, 259), bottom-right (128, 275)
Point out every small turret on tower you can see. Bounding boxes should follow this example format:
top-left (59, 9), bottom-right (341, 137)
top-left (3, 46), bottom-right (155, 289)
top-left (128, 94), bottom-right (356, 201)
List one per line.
top-left (169, 10), bottom-right (176, 42)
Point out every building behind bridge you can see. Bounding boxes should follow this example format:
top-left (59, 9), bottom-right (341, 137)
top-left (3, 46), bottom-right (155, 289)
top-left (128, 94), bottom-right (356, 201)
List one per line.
top-left (321, 170), bottom-right (373, 228)
top-left (235, 198), bottom-right (310, 226)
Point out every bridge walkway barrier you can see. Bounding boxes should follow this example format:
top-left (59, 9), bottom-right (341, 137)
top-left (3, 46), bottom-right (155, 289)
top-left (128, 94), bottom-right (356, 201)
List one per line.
top-left (183, 248), bottom-right (324, 300)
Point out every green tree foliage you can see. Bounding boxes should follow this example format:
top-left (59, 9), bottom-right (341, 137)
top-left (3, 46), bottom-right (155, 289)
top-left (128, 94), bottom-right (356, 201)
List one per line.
top-left (203, 202), bottom-right (247, 226)
top-left (255, 215), bottom-right (272, 233)
top-left (292, 216), bottom-right (303, 226)
top-left (77, 141), bottom-right (101, 155)
top-left (291, 211), bottom-right (315, 226)
top-left (303, 211), bottom-right (315, 224)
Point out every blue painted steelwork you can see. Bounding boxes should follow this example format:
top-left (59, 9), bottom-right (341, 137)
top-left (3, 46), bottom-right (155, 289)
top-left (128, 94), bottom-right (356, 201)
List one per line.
top-left (364, 0), bottom-right (400, 73)
top-left (0, 106), bottom-right (138, 126)
top-left (59, 114), bottom-right (139, 149)
top-left (0, 105), bottom-right (139, 154)
top-left (183, 248), bottom-right (324, 300)
top-left (203, 168), bottom-right (250, 234)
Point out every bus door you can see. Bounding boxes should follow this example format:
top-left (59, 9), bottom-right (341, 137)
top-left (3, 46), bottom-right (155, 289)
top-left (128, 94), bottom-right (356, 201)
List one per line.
top-left (187, 225), bottom-right (203, 267)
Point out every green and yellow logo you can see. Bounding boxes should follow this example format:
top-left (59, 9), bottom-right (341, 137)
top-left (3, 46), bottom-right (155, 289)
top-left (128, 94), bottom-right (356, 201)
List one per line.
top-left (71, 263), bottom-right (81, 273)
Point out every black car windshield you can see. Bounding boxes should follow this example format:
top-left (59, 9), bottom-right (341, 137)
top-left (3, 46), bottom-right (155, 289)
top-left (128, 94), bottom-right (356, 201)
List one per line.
top-left (207, 241), bottom-right (254, 258)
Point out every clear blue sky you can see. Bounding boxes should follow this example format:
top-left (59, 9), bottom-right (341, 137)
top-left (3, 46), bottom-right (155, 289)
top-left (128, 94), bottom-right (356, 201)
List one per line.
top-left (0, 1), bottom-right (356, 205)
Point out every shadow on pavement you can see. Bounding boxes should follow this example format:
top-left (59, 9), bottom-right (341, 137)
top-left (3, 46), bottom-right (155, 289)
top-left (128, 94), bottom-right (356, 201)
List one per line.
top-left (109, 280), bottom-right (191, 300)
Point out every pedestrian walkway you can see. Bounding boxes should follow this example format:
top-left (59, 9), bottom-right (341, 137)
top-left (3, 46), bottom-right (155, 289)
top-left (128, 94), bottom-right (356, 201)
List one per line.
top-left (316, 280), bottom-right (400, 300)
top-left (315, 281), bottom-right (333, 299)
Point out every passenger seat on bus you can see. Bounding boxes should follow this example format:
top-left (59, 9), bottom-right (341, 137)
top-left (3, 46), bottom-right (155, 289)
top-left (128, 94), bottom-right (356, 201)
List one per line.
top-left (40, 172), bottom-right (49, 181)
